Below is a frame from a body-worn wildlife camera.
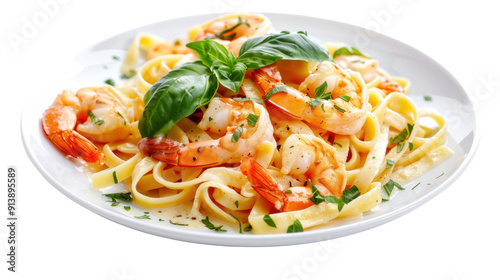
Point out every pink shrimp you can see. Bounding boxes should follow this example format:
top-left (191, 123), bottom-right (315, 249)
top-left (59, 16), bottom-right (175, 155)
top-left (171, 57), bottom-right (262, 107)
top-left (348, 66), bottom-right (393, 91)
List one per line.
top-left (138, 97), bottom-right (274, 167)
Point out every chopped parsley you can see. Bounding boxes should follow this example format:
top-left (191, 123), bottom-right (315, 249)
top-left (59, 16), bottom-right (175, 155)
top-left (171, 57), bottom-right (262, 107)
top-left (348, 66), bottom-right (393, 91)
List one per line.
top-left (307, 81), bottom-right (331, 108)
top-left (339, 95), bottom-right (351, 102)
top-left (134, 213), bottom-right (151, 219)
top-left (231, 124), bottom-right (244, 142)
top-left (211, 16), bottom-right (250, 40)
top-left (229, 213), bottom-right (243, 233)
top-left (247, 113), bottom-right (259, 127)
top-left (234, 200), bottom-right (239, 208)
top-left (411, 182), bottom-right (421, 190)
top-left (243, 225), bottom-right (252, 232)
top-left (112, 55), bottom-right (119, 60)
top-left (424, 95), bottom-right (432, 101)
top-left (117, 111), bottom-right (127, 125)
top-left (397, 143), bottom-right (404, 153)
top-left (284, 189), bottom-right (292, 194)
top-left (263, 214), bottom-right (277, 228)
top-left (308, 181), bottom-right (360, 212)
top-left (88, 111), bottom-right (104, 126)
top-left (334, 105), bottom-right (346, 113)
top-left (121, 69), bottom-right (137, 79)
top-left (123, 206), bottom-right (131, 211)
top-left (104, 192), bottom-right (132, 202)
top-left (112, 171), bottom-right (118, 184)
top-left (386, 159), bottom-right (395, 169)
top-left (390, 123), bottom-right (414, 145)
top-left (104, 78), bottom-right (115, 86)
top-left (381, 179), bottom-right (404, 201)
top-left (169, 220), bottom-right (188, 226)
top-left (201, 216), bottom-right (227, 232)
top-left (265, 86), bottom-right (288, 100)
top-left (436, 172), bottom-right (445, 179)
top-left (233, 97), bottom-right (264, 104)
top-left (286, 219), bottom-right (303, 233)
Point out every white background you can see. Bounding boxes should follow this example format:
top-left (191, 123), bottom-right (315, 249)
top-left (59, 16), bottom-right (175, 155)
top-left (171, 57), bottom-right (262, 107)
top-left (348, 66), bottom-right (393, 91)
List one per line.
top-left (1, 0), bottom-right (499, 279)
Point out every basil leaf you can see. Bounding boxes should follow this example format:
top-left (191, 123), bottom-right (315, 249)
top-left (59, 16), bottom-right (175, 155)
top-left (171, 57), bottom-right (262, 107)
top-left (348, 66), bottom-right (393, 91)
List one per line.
top-left (237, 32), bottom-right (332, 69)
top-left (286, 219), bottom-right (303, 233)
top-left (139, 61), bottom-right (218, 137)
top-left (187, 40), bottom-right (246, 93)
top-left (186, 40), bottom-right (232, 68)
top-left (332, 46), bottom-right (369, 59)
top-left (212, 60), bottom-right (247, 92)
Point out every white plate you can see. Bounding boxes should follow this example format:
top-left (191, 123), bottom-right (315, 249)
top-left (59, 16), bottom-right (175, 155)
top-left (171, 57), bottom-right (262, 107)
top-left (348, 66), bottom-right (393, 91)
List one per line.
top-left (22, 13), bottom-right (478, 246)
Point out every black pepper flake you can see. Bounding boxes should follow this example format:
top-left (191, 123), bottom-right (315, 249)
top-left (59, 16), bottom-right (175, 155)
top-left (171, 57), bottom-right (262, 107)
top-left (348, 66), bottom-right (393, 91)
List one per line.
top-left (193, 157), bottom-right (197, 161)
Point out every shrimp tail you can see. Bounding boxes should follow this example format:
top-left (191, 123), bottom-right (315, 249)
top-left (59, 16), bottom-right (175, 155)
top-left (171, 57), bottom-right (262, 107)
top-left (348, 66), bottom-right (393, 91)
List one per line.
top-left (241, 156), bottom-right (287, 211)
top-left (252, 64), bottom-right (308, 119)
top-left (241, 156), bottom-right (313, 212)
top-left (138, 137), bottom-right (221, 167)
top-left (49, 130), bottom-right (106, 165)
top-left (138, 137), bottom-right (180, 165)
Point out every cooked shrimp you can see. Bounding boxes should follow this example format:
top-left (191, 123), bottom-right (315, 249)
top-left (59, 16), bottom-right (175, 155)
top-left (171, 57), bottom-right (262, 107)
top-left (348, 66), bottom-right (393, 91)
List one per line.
top-left (192, 13), bottom-right (272, 56)
top-left (334, 54), bottom-right (404, 94)
top-left (252, 62), bottom-right (368, 135)
top-left (138, 97), bottom-right (275, 167)
top-left (240, 156), bottom-right (314, 212)
top-left (240, 134), bottom-right (346, 211)
top-left (42, 86), bottom-right (134, 164)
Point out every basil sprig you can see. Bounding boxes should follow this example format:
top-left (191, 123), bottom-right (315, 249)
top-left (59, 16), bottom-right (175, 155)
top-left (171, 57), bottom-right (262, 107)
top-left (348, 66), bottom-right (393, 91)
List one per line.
top-left (139, 61), bottom-right (218, 137)
top-left (139, 31), bottom-right (332, 137)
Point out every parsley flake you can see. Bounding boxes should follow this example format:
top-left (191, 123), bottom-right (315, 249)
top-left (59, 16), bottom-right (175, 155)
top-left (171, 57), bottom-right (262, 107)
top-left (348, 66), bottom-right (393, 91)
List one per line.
top-left (117, 111), bottom-right (127, 125)
top-left (104, 78), bottom-right (115, 86)
top-left (112, 171), bottom-right (118, 184)
top-left (286, 219), bottom-right (303, 233)
top-left (263, 214), bottom-right (277, 228)
top-left (265, 86), bottom-right (288, 100)
top-left (88, 111), bottom-right (104, 126)
top-left (169, 220), bottom-right (188, 226)
top-left (201, 216), bottom-right (227, 232)
top-left (134, 214), bottom-right (151, 219)
top-left (231, 125), bottom-right (244, 142)
top-left (247, 113), bottom-right (259, 127)
top-left (334, 105), bottom-right (346, 113)
top-left (233, 97), bottom-right (264, 104)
